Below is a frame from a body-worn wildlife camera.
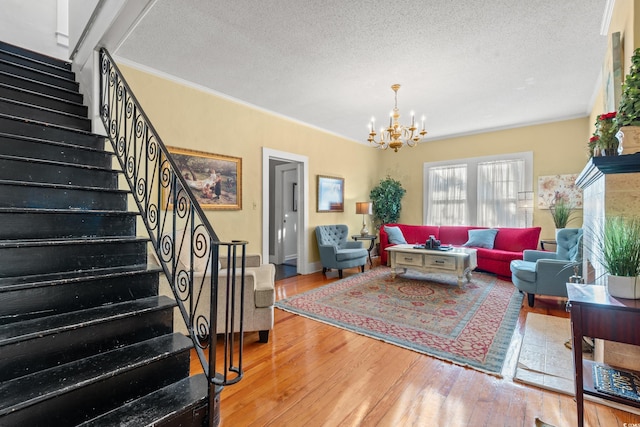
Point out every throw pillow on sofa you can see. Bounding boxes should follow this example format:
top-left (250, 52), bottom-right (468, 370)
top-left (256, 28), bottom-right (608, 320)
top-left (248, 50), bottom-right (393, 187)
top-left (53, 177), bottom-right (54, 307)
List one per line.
top-left (463, 228), bottom-right (498, 249)
top-left (384, 225), bottom-right (407, 244)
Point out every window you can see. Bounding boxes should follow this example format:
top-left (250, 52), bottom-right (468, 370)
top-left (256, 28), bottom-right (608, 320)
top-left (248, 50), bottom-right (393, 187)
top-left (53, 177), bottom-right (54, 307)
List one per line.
top-left (426, 164), bottom-right (468, 225)
top-left (477, 159), bottom-right (524, 227)
top-left (424, 152), bottom-right (533, 227)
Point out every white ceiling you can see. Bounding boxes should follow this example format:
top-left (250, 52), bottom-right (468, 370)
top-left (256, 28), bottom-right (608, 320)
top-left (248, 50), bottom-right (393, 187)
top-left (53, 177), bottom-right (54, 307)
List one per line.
top-left (114, 0), bottom-right (610, 145)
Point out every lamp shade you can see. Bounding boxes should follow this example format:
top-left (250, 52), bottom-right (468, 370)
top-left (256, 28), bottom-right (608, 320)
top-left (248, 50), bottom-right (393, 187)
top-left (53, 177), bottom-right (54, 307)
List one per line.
top-left (356, 202), bottom-right (373, 215)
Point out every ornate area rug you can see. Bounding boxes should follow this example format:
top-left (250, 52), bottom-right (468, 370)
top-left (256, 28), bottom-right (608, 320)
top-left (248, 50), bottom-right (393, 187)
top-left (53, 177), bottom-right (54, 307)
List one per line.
top-left (275, 267), bottom-right (523, 375)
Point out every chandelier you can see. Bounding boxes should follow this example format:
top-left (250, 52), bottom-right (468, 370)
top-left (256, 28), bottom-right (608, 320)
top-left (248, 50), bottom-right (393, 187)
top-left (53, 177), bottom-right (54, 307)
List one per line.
top-left (367, 84), bottom-right (427, 152)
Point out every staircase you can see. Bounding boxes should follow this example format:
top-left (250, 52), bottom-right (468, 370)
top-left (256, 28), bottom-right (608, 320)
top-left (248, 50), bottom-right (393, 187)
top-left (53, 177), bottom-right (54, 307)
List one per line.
top-left (0, 42), bottom-right (210, 426)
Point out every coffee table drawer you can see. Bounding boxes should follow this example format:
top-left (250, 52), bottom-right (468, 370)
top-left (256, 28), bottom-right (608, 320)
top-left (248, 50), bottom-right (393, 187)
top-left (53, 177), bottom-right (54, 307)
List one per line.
top-left (396, 253), bottom-right (424, 267)
top-left (425, 255), bottom-right (456, 270)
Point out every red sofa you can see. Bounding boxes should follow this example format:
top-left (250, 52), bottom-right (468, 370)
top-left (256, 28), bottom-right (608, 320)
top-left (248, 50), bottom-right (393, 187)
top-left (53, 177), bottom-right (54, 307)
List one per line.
top-left (379, 224), bottom-right (541, 279)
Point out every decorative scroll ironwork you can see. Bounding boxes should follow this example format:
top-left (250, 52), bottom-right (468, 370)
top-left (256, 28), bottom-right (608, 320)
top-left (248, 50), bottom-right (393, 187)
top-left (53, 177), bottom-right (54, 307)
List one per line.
top-left (99, 48), bottom-right (245, 424)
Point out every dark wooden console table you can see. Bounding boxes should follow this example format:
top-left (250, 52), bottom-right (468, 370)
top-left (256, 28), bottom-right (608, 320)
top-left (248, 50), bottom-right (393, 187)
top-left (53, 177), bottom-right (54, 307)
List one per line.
top-left (567, 283), bottom-right (640, 427)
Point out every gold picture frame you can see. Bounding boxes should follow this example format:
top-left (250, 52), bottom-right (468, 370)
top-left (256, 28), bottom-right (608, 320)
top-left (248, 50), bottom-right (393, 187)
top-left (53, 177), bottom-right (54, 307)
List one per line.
top-left (317, 175), bottom-right (344, 212)
top-left (166, 147), bottom-right (242, 210)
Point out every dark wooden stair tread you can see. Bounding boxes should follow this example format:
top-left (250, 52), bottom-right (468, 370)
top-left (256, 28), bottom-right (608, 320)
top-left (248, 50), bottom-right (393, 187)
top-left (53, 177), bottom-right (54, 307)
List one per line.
top-left (0, 235), bottom-right (150, 248)
top-left (0, 131), bottom-right (107, 152)
top-left (0, 153), bottom-right (119, 173)
top-left (0, 263), bottom-right (158, 289)
top-left (0, 178), bottom-right (129, 193)
top-left (0, 295), bottom-right (176, 345)
top-left (0, 333), bottom-right (193, 415)
top-left (78, 374), bottom-right (209, 427)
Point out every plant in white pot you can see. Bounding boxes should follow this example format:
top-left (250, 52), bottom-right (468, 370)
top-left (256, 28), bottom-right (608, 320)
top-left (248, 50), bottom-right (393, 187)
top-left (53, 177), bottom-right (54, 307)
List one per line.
top-left (600, 216), bottom-right (640, 299)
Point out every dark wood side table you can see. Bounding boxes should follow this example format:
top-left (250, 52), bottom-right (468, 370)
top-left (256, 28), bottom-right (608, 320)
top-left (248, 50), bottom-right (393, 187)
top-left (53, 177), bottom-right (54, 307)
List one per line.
top-left (566, 283), bottom-right (640, 427)
top-left (540, 239), bottom-right (557, 251)
top-left (352, 234), bottom-right (376, 268)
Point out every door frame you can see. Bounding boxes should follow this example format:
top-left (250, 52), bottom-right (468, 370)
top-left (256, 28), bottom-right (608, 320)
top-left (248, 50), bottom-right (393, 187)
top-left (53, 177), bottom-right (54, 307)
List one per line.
top-left (262, 148), bottom-right (309, 275)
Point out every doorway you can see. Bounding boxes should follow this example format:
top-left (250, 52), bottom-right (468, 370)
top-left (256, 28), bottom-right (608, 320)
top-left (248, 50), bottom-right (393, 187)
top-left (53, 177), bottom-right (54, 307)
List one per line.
top-left (262, 148), bottom-right (309, 279)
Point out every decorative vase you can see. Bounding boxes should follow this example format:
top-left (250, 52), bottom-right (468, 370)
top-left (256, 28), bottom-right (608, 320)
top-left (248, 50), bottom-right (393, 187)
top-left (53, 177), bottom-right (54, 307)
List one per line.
top-left (607, 275), bottom-right (640, 299)
top-left (615, 126), bottom-right (640, 155)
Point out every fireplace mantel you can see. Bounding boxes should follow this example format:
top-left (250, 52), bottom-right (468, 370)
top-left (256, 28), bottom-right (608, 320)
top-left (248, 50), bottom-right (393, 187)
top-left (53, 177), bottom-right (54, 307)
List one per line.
top-left (576, 154), bottom-right (640, 189)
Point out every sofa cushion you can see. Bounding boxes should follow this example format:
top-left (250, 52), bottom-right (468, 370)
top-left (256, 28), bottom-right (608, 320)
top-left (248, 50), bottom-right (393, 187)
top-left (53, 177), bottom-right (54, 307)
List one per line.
top-left (393, 224), bottom-right (440, 244)
top-left (384, 225), bottom-right (407, 244)
top-left (493, 227), bottom-right (541, 252)
top-left (438, 226), bottom-right (482, 245)
top-left (463, 228), bottom-right (498, 249)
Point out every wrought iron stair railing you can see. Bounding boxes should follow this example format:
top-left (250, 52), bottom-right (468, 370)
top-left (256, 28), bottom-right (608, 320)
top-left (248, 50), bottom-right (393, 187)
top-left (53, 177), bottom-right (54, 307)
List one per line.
top-left (99, 47), bottom-right (244, 425)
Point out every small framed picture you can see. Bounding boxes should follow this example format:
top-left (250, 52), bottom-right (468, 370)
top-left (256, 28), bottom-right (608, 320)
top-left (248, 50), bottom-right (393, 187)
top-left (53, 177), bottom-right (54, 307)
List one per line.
top-left (317, 175), bottom-right (344, 212)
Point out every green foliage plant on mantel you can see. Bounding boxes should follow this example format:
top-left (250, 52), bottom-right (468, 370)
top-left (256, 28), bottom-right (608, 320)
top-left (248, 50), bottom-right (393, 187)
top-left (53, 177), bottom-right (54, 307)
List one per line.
top-left (617, 48), bottom-right (640, 127)
top-left (369, 176), bottom-right (406, 231)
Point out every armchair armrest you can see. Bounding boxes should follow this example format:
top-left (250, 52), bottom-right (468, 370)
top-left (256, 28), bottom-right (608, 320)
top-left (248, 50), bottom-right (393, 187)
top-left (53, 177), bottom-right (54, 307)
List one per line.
top-left (536, 258), bottom-right (576, 279)
top-left (535, 258), bottom-right (579, 294)
top-left (523, 249), bottom-right (558, 262)
top-left (318, 243), bottom-right (339, 258)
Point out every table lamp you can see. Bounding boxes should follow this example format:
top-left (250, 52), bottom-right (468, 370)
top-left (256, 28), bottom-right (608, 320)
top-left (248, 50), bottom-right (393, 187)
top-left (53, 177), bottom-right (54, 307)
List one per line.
top-left (356, 202), bottom-right (373, 236)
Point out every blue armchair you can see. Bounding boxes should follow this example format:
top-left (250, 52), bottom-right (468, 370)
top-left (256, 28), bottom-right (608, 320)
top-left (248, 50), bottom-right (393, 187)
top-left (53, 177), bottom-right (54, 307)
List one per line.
top-left (315, 225), bottom-right (368, 278)
top-left (510, 228), bottom-right (583, 307)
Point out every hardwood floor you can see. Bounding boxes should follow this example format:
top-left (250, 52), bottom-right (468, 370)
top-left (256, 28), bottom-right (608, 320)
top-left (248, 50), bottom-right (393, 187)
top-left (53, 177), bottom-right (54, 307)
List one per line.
top-left (193, 260), bottom-right (640, 426)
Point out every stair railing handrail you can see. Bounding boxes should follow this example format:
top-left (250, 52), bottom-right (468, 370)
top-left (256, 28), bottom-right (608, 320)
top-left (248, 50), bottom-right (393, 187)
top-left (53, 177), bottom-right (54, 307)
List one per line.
top-left (98, 48), bottom-right (243, 424)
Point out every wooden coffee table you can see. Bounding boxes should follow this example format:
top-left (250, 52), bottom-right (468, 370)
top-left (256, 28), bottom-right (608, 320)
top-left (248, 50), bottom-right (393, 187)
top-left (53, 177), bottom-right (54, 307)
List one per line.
top-left (385, 244), bottom-right (478, 286)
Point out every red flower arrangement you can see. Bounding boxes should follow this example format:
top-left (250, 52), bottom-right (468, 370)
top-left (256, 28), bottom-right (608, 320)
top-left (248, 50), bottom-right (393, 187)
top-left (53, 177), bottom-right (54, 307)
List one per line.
top-left (589, 111), bottom-right (618, 157)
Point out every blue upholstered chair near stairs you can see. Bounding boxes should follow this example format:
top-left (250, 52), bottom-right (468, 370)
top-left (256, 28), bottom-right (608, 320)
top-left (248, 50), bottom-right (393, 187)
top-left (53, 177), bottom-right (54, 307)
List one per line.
top-left (510, 228), bottom-right (583, 307)
top-left (315, 225), bottom-right (368, 278)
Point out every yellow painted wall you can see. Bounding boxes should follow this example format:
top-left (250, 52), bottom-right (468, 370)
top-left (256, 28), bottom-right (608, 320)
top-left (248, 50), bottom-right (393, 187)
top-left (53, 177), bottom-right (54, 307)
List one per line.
top-left (379, 118), bottom-right (590, 240)
top-left (118, 64), bottom-right (380, 262)
top-left (119, 0), bottom-right (638, 268)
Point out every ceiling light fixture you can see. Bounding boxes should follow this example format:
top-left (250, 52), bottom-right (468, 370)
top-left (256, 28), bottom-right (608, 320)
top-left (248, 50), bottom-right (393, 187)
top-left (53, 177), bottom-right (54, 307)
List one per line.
top-left (367, 84), bottom-right (427, 152)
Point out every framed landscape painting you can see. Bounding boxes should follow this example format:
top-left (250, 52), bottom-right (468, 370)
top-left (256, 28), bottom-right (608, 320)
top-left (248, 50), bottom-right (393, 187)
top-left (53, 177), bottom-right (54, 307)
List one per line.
top-left (317, 175), bottom-right (344, 212)
top-left (167, 147), bottom-right (242, 210)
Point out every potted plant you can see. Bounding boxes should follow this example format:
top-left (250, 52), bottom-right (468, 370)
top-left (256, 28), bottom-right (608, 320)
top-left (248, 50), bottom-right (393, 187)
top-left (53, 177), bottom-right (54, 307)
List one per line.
top-left (369, 176), bottom-right (406, 230)
top-left (600, 216), bottom-right (640, 299)
top-left (616, 47), bottom-right (640, 154)
top-left (591, 112), bottom-right (618, 156)
top-left (549, 196), bottom-right (575, 230)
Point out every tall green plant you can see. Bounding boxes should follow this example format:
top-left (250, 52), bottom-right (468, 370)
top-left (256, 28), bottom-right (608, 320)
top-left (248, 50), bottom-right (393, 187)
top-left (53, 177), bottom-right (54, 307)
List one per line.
top-left (549, 198), bottom-right (575, 228)
top-left (369, 176), bottom-right (406, 230)
top-left (601, 216), bottom-right (640, 277)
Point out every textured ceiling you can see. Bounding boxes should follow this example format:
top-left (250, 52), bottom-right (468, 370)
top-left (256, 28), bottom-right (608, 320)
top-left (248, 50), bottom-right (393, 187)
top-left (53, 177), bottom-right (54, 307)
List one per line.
top-left (115, 0), bottom-right (609, 145)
